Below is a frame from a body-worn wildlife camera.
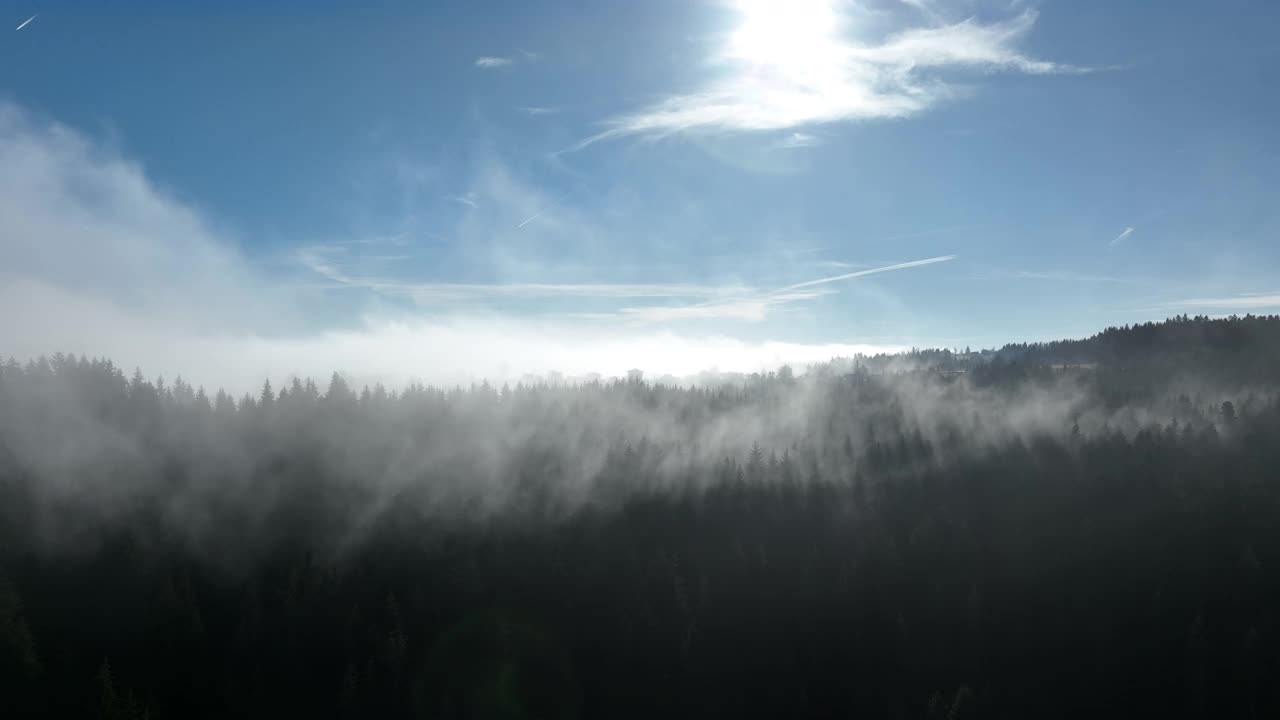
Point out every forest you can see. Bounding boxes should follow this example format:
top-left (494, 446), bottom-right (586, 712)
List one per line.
top-left (2, 314), bottom-right (1279, 719)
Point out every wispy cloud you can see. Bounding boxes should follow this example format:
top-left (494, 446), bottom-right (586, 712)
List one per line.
top-left (777, 132), bottom-right (822, 149)
top-left (15, 14), bottom-right (36, 31)
top-left (450, 193), bottom-right (479, 208)
top-left (809, 259), bottom-right (873, 271)
top-left (982, 269), bottom-right (1129, 283)
top-left (295, 244), bottom-right (954, 324)
top-left (864, 223), bottom-right (988, 246)
top-left (477, 50), bottom-right (541, 70)
top-left (410, 283), bottom-right (755, 304)
top-left (776, 254), bottom-right (956, 292)
top-left (522, 106), bottom-right (560, 115)
top-left (614, 293), bottom-right (824, 324)
top-left (573, 1), bottom-right (1083, 149)
top-left (1110, 226), bottom-right (1135, 247)
top-left (294, 249), bottom-right (758, 303)
top-left (1159, 292), bottom-right (1280, 311)
top-left (516, 211), bottom-right (542, 228)
top-left (0, 102), bottom-right (269, 332)
top-left (616, 254), bottom-right (957, 323)
top-left (898, 0), bottom-right (941, 19)
top-left (0, 100), bottom-right (911, 392)
top-left (610, 293), bottom-right (853, 326)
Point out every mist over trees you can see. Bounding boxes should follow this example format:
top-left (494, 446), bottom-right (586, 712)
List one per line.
top-left (2, 314), bottom-right (1279, 718)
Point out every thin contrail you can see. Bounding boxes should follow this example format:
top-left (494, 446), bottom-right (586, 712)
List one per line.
top-left (1110, 227), bottom-right (1135, 247)
top-left (774, 254), bottom-right (958, 294)
top-left (15, 14), bottom-right (37, 30)
top-left (516, 211), bottom-right (542, 229)
top-left (624, 254), bottom-right (958, 323)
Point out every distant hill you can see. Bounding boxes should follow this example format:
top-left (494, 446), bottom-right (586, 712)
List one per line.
top-left (992, 314), bottom-right (1280, 385)
top-left (828, 315), bottom-right (1280, 402)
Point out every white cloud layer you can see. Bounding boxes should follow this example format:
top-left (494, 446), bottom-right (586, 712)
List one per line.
top-left (0, 277), bottom-right (900, 393)
top-left (577, 0), bottom-right (1080, 147)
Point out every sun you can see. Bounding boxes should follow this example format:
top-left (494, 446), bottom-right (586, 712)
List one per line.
top-left (725, 0), bottom-right (847, 73)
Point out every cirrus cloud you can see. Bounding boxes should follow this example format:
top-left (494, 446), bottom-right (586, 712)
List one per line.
top-left (574, 0), bottom-right (1085, 149)
top-left (474, 56), bottom-right (513, 69)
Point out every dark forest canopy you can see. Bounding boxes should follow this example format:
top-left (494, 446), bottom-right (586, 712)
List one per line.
top-left (847, 313), bottom-right (1280, 379)
top-left (2, 314), bottom-right (1280, 718)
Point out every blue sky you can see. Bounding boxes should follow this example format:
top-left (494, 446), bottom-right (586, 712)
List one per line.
top-left (1, 0), bottom-right (1278, 388)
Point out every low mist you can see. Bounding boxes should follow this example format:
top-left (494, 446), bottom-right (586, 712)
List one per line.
top-left (2, 325), bottom-right (1264, 567)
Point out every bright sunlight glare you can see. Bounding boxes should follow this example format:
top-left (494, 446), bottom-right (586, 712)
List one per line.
top-left (725, 0), bottom-right (848, 74)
